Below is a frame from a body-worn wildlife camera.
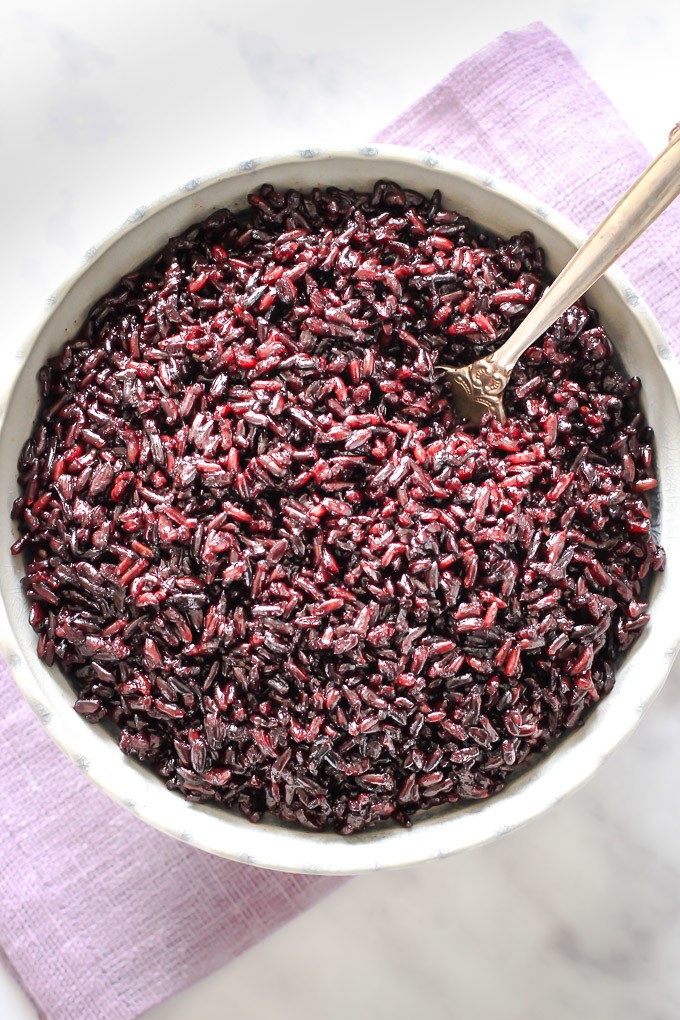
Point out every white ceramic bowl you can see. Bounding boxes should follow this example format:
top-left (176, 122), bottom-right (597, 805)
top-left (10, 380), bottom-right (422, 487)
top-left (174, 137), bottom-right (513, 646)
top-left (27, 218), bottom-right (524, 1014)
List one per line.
top-left (1, 147), bottom-right (679, 875)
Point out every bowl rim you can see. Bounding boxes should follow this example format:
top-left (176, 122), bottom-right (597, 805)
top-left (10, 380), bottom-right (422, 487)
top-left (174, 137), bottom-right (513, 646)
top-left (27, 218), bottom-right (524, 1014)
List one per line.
top-left (2, 143), bottom-right (680, 874)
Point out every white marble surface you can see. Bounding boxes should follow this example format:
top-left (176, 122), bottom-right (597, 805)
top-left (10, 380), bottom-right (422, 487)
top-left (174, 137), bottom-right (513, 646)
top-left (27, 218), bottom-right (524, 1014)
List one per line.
top-left (2, 1), bottom-right (680, 1017)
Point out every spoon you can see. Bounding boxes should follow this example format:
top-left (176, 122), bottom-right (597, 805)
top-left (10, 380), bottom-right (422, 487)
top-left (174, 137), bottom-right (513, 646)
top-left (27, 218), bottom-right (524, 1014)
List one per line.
top-left (442, 123), bottom-right (680, 425)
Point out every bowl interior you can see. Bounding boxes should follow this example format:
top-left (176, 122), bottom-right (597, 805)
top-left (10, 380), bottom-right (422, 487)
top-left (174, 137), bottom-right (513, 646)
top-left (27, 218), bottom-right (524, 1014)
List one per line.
top-left (1, 148), bottom-right (679, 874)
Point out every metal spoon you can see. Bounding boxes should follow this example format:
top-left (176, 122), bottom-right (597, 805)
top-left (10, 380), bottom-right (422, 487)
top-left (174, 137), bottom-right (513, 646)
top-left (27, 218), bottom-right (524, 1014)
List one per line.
top-left (442, 124), bottom-right (680, 425)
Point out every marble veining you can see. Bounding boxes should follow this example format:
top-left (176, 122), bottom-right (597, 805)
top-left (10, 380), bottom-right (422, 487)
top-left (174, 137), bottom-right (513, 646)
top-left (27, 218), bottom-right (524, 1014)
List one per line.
top-left (1, 2), bottom-right (679, 1019)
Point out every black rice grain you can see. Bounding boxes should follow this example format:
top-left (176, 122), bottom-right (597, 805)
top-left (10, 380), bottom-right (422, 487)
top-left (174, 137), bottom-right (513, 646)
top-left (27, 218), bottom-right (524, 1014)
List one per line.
top-left (13, 181), bottom-right (664, 833)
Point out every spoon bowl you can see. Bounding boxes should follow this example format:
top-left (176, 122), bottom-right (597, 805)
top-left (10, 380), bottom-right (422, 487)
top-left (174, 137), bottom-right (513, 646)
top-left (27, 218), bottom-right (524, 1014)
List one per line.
top-left (442, 125), bottom-right (680, 424)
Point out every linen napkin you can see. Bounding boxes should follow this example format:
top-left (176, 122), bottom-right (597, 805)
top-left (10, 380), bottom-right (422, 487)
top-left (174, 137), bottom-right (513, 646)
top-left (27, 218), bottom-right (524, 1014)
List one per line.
top-left (2, 20), bottom-right (679, 1020)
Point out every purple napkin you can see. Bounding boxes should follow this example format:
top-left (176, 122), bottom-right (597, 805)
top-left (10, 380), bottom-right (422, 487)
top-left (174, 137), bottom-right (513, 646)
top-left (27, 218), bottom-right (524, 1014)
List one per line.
top-left (2, 21), bottom-right (679, 1020)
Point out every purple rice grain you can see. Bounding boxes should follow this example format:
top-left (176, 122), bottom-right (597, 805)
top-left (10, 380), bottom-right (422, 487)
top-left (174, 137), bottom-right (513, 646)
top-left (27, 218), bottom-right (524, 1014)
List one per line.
top-left (13, 181), bottom-right (664, 833)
